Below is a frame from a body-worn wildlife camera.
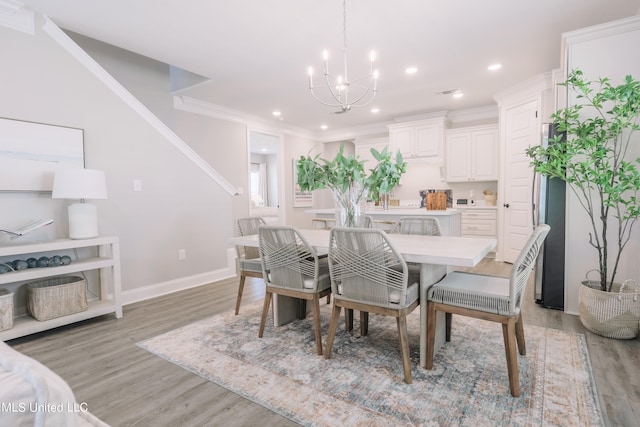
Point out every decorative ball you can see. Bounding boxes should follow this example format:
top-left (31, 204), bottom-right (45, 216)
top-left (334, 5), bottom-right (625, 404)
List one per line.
top-left (36, 256), bottom-right (50, 268)
top-left (60, 255), bottom-right (72, 265)
top-left (0, 264), bottom-right (11, 274)
top-left (13, 260), bottom-right (29, 270)
top-left (26, 257), bottom-right (38, 268)
top-left (48, 257), bottom-right (61, 267)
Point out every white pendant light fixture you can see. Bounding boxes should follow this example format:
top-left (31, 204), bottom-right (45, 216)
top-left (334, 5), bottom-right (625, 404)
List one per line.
top-left (307, 0), bottom-right (378, 113)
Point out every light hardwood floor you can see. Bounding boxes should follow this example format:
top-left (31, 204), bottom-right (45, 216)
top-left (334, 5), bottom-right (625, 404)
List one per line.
top-left (7, 259), bottom-right (640, 427)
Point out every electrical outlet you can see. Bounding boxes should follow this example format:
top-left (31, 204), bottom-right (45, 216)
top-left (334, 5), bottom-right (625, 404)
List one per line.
top-left (178, 249), bottom-right (186, 260)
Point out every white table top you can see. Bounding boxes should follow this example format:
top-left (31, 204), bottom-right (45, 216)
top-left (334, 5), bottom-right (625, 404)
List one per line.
top-left (229, 229), bottom-right (496, 268)
top-left (305, 208), bottom-right (461, 217)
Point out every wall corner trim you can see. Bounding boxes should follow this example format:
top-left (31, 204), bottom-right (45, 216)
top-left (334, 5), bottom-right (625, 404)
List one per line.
top-left (41, 16), bottom-right (239, 197)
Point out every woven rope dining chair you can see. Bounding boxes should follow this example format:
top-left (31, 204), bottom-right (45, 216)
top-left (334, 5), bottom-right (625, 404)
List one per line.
top-left (325, 227), bottom-right (420, 384)
top-left (234, 217), bottom-right (265, 315)
top-left (425, 224), bottom-right (550, 397)
top-left (258, 225), bottom-right (331, 355)
top-left (390, 216), bottom-right (441, 236)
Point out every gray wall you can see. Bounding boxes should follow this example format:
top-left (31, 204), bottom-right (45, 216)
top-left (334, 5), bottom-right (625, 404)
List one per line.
top-left (0, 15), bottom-right (251, 305)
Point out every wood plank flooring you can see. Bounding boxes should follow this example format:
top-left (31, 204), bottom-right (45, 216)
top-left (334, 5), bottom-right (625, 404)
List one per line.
top-left (7, 259), bottom-right (639, 427)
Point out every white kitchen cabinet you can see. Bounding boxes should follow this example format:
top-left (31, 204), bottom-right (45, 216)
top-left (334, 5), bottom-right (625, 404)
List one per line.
top-left (459, 208), bottom-right (497, 237)
top-left (354, 137), bottom-right (388, 169)
top-left (459, 208), bottom-right (497, 256)
top-left (0, 236), bottom-right (122, 341)
top-left (446, 124), bottom-right (498, 182)
top-left (387, 116), bottom-right (448, 162)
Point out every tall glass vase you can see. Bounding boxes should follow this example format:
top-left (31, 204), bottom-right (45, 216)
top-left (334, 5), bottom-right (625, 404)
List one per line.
top-left (333, 184), bottom-right (368, 228)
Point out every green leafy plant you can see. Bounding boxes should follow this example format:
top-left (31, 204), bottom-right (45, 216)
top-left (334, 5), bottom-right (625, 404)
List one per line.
top-left (296, 145), bottom-right (406, 226)
top-left (526, 69), bottom-right (640, 291)
top-left (296, 145), bottom-right (406, 199)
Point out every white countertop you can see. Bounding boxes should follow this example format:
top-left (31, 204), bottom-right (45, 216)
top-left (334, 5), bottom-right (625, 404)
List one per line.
top-left (305, 208), bottom-right (461, 216)
top-left (453, 204), bottom-right (498, 210)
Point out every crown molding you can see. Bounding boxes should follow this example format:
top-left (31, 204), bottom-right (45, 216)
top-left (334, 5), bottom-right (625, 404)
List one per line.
top-left (493, 72), bottom-right (552, 106)
top-left (0, 0), bottom-right (23, 15)
top-left (316, 121), bottom-right (392, 143)
top-left (562, 14), bottom-right (640, 45)
top-left (173, 95), bottom-right (318, 141)
top-left (0, 1), bottom-right (33, 34)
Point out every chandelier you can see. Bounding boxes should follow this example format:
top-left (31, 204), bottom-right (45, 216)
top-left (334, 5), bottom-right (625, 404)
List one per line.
top-left (307, 0), bottom-right (378, 113)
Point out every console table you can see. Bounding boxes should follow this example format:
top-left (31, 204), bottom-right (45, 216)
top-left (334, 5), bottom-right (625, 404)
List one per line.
top-left (0, 236), bottom-right (122, 341)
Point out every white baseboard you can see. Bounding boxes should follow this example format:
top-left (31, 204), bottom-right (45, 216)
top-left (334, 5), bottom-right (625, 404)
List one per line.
top-left (122, 248), bottom-right (237, 306)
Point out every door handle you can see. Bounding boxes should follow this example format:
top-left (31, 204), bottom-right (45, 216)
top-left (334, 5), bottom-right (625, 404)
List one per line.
top-left (503, 203), bottom-right (510, 208)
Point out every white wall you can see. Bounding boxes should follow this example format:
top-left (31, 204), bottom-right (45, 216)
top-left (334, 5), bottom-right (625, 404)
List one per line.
top-left (0, 14), bottom-right (248, 307)
top-left (563, 16), bottom-right (640, 314)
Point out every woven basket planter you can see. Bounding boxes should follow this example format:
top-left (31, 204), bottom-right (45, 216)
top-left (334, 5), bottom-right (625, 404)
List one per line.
top-left (578, 271), bottom-right (640, 339)
top-left (27, 276), bottom-right (88, 321)
top-left (0, 288), bottom-right (13, 331)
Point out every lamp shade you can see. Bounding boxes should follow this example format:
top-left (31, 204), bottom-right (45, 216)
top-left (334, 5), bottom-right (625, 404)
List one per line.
top-left (52, 168), bottom-right (107, 200)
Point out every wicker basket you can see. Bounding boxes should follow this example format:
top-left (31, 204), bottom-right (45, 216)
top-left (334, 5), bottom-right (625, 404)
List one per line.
top-left (27, 276), bottom-right (88, 321)
top-left (579, 270), bottom-right (640, 339)
top-left (0, 288), bottom-right (13, 331)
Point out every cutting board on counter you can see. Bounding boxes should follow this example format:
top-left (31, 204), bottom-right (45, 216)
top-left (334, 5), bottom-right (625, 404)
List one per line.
top-left (426, 192), bottom-right (447, 210)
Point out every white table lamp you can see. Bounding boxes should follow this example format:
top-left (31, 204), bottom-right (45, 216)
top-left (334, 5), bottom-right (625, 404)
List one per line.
top-left (52, 169), bottom-right (108, 239)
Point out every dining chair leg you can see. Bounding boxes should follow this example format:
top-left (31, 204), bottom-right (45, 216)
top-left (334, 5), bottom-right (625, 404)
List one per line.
top-left (424, 301), bottom-right (437, 369)
top-left (397, 313), bottom-right (412, 384)
top-left (345, 308), bottom-right (354, 331)
top-left (515, 313), bottom-right (526, 355)
top-left (324, 305), bottom-right (342, 359)
top-left (312, 295), bottom-right (323, 355)
top-left (360, 311), bottom-right (369, 336)
top-left (326, 294), bottom-right (331, 304)
top-left (502, 317), bottom-right (520, 397)
top-left (235, 274), bottom-right (246, 315)
top-left (445, 313), bottom-right (452, 342)
top-left (258, 291), bottom-right (273, 338)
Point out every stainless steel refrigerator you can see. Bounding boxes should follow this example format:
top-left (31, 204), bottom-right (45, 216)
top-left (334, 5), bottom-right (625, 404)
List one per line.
top-left (532, 123), bottom-right (566, 310)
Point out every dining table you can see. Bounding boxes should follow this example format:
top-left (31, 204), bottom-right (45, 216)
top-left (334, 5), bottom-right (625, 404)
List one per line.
top-left (229, 228), bottom-right (497, 368)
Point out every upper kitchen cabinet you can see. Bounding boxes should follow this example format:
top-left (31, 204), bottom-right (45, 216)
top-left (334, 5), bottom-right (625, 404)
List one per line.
top-left (445, 124), bottom-right (498, 182)
top-left (387, 115), bottom-right (449, 163)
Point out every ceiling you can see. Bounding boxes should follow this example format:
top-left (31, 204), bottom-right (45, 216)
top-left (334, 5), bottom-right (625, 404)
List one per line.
top-left (19, 0), bottom-right (640, 134)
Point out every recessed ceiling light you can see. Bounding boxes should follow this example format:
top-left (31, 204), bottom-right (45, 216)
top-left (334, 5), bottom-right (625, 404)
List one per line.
top-left (272, 111), bottom-right (281, 117)
top-left (453, 92), bottom-right (464, 99)
top-left (261, 148), bottom-right (267, 152)
top-left (488, 63), bottom-right (502, 71)
top-left (371, 108), bottom-right (380, 114)
top-left (320, 124), bottom-right (328, 130)
top-left (405, 66), bottom-right (418, 74)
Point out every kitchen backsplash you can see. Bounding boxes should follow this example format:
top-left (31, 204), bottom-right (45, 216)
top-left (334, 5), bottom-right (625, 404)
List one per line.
top-left (392, 162), bottom-right (498, 207)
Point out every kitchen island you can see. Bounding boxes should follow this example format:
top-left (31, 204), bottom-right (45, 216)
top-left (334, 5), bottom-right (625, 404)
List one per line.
top-left (306, 208), bottom-right (461, 236)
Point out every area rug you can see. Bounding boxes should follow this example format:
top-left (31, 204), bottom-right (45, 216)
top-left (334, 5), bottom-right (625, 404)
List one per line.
top-left (138, 302), bottom-right (604, 426)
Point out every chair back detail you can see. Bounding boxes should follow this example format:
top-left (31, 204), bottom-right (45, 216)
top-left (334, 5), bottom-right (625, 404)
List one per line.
top-left (259, 226), bottom-right (322, 291)
top-left (237, 217), bottom-right (265, 260)
top-left (391, 216), bottom-right (441, 236)
top-left (329, 227), bottom-right (410, 308)
top-left (509, 224), bottom-right (550, 313)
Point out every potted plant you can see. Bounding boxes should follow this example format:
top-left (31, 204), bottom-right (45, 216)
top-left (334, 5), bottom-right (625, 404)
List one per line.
top-left (296, 145), bottom-right (406, 227)
top-left (526, 69), bottom-right (640, 339)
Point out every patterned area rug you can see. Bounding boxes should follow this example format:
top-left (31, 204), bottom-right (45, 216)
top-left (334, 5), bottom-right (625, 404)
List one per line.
top-left (138, 301), bottom-right (603, 426)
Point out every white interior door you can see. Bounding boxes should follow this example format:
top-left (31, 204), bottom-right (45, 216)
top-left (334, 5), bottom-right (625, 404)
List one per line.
top-left (502, 100), bottom-right (539, 263)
